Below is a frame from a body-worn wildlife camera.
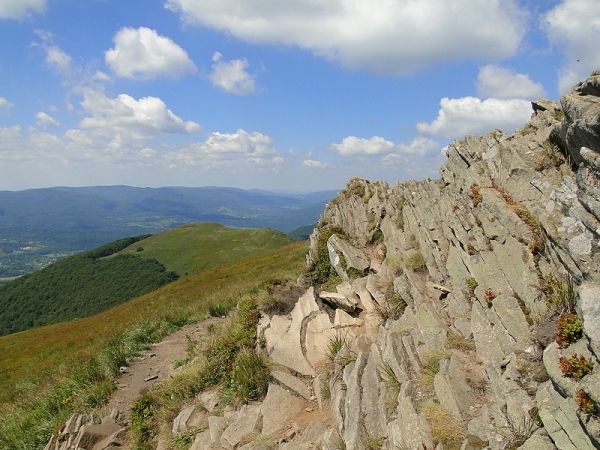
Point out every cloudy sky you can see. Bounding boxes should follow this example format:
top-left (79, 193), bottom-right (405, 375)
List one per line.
top-left (0, 0), bottom-right (598, 192)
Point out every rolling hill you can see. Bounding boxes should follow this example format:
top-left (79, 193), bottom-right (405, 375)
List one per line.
top-left (0, 223), bottom-right (293, 336)
top-left (0, 185), bottom-right (336, 277)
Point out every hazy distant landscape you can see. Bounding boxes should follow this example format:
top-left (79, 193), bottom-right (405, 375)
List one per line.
top-left (0, 186), bottom-right (335, 278)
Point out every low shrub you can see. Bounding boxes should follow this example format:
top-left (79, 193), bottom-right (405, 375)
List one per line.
top-left (576, 389), bottom-right (597, 416)
top-left (404, 252), bottom-right (426, 272)
top-left (555, 313), bottom-right (583, 348)
top-left (422, 401), bottom-right (466, 449)
top-left (559, 354), bottom-right (594, 380)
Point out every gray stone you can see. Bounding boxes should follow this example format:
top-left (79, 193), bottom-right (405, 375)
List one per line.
top-left (580, 282), bottom-right (600, 358)
top-left (434, 356), bottom-right (475, 422)
top-left (517, 430), bottom-right (557, 450)
top-left (263, 315), bottom-right (290, 353)
top-left (172, 405), bottom-right (195, 434)
top-left (270, 288), bottom-right (319, 376)
top-left (329, 234), bottom-right (370, 272)
top-left (220, 404), bottom-right (262, 450)
top-left (318, 291), bottom-right (357, 312)
top-left (536, 381), bottom-right (596, 450)
top-left (199, 390), bottom-right (220, 413)
top-left (334, 309), bottom-right (363, 327)
top-left (342, 353), bottom-right (368, 450)
top-left (208, 416), bottom-right (226, 443)
top-left (352, 277), bottom-right (378, 313)
top-left (72, 422), bottom-right (122, 450)
top-left (305, 312), bottom-right (337, 368)
top-left (272, 370), bottom-right (311, 400)
top-left (261, 383), bottom-right (307, 436)
top-left (190, 430), bottom-right (214, 450)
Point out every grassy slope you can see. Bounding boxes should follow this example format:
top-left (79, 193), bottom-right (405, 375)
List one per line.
top-left (0, 241), bottom-right (308, 402)
top-left (0, 224), bottom-right (292, 337)
top-left (119, 222), bottom-right (292, 276)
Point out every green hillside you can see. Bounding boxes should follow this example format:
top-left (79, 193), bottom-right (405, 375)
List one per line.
top-left (0, 186), bottom-right (335, 277)
top-left (118, 222), bottom-right (292, 277)
top-left (0, 241), bottom-right (309, 449)
top-left (0, 224), bottom-right (292, 337)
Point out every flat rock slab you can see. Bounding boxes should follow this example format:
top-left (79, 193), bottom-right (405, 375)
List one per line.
top-left (537, 381), bottom-right (596, 450)
top-left (272, 370), bottom-right (311, 400)
top-left (220, 404), bottom-right (262, 450)
top-left (305, 313), bottom-right (337, 368)
top-left (270, 288), bottom-right (318, 376)
top-left (261, 383), bottom-right (307, 436)
top-left (318, 292), bottom-right (357, 312)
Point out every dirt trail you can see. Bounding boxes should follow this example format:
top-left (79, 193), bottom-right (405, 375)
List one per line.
top-left (100, 317), bottom-right (221, 420)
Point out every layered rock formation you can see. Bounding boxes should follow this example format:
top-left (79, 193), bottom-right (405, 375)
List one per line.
top-left (297, 70), bottom-right (600, 449)
top-left (52, 71), bottom-right (600, 450)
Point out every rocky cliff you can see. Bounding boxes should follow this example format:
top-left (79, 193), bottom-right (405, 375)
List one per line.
top-left (298, 70), bottom-right (600, 450)
top-left (49, 71), bottom-right (600, 450)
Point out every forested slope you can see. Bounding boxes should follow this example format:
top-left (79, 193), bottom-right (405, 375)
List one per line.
top-left (0, 236), bottom-right (178, 336)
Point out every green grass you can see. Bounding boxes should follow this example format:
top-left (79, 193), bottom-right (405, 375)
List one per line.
top-left (119, 222), bottom-right (292, 277)
top-left (0, 241), bottom-right (308, 449)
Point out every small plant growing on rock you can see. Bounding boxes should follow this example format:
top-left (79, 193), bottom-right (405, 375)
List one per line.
top-left (422, 401), bottom-right (466, 448)
top-left (484, 289), bottom-right (495, 307)
top-left (327, 333), bottom-right (348, 362)
top-left (559, 354), bottom-right (594, 380)
top-left (466, 243), bottom-right (477, 255)
top-left (380, 363), bottom-right (402, 414)
top-left (537, 274), bottom-right (575, 313)
top-left (465, 277), bottom-right (478, 291)
top-left (495, 409), bottom-right (540, 449)
top-left (404, 252), bottom-right (426, 272)
top-left (576, 389), bottom-right (597, 416)
top-left (555, 313), bottom-right (583, 348)
top-left (470, 184), bottom-right (483, 206)
top-left (447, 331), bottom-right (475, 352)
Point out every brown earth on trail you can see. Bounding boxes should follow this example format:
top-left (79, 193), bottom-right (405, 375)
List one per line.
top-left (100, 317), bottom-right (222, 421)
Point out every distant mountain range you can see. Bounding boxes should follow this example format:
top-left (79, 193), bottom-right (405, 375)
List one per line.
top-left (0, 185), bottom-right (337, 277)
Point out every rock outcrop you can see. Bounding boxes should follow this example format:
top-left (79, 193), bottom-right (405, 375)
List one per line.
top-left (52, 71), bottom-right (600, 450)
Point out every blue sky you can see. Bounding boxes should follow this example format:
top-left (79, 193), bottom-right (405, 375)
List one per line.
top-left (0, 0), bottom-right (598, 192)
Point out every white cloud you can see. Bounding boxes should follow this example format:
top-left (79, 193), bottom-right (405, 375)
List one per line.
top-left (0, 0), bottom-right (45, 19)
top-left (330, 135), bottom-right (439, 157)
top-left (542, 0), bottom-right (600, 94)
top-left (210, 52), bottom-right (256, 95)
top-left (105, 27), bottom-right (197, 79)
top-left (330, 136), bottom-right (395, 156)
top-left (78, 90), bottom-right (201, 147)
top-left (0, 97), bottom-right (14, 111)
top-left (34, 31), bottom-right (77, 80)
top-left (477, 65), bottom-right (546, 99)
top-left (417, 97), bottom-right (533, 139)
top-left (166, 0), bottom-right (525, 74)
top-left (302, 159), bottom-right (328, 169)
top-left (170, 129), bottom-right (278, 166)
top-left (35, 112), bottom-right (59, 128)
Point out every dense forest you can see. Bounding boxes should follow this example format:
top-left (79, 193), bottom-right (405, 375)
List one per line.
top-left (0, 235), bottom-right (179, 336)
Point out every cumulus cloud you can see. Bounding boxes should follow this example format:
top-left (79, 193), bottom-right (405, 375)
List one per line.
top-left (477, 65), bottom-right (546, 99)
top-left (0, 0), bottom-right (45, 19)
top-left (105, 27), bottom-right (197, 79)
top-left (209, 52), bottom-right (256, 95)
top-left (165, 0), bottom-right (525, 74)
top-left (302, 159), bottom-right (328, 169)
top-left (331, 136), bottom-right (439, 157)
top-left (35, 112), bottom-right (59, 128)
top-left (170, 129), bottom-right (277, 166)
top-left (0, 97), bottom-right (14, 111)
top-left (34, 31), bottom-right (75, 78)
top-left (417, 97), bottom-right (533, 139)
top-left (78, 90), bottom-right (201, 147)
top-left (542, 0), bottom-right (600, 94)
